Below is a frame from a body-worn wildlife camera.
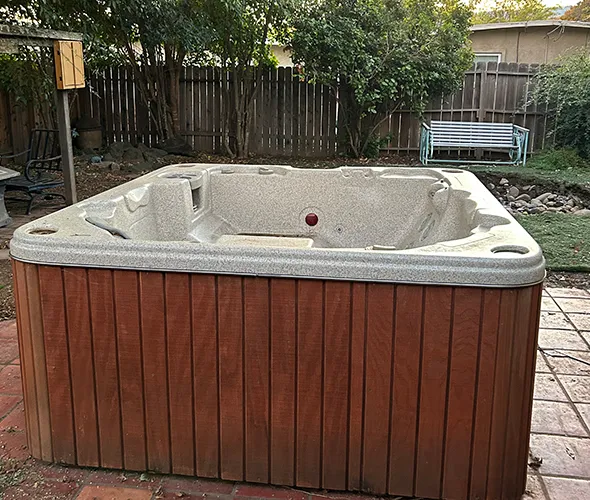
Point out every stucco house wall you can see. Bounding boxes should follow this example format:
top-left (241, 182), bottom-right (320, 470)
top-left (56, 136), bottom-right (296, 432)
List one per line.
top-left (471, 21), bottom-right (590, 64)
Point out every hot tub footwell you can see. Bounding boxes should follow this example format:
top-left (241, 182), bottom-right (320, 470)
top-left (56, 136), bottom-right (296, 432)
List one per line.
top-left (13, 260), bottom-right (541, 500)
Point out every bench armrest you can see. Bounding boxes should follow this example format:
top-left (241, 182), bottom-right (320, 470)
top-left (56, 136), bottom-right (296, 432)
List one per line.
top-left (421, 122), bottom-right (431, 131)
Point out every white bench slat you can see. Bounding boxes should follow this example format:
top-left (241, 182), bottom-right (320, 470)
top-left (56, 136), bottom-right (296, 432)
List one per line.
top-left (429, 120), bottom-right (516, 148)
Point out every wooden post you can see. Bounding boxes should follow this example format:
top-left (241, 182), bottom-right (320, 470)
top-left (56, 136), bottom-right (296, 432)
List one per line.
top-left (55, 90), bottom-right (77, 204)
top-left (475, 62), bottom-right (488, 160)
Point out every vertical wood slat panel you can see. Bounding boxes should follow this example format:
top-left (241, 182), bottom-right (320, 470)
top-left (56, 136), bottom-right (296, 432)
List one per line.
top-left (502, 286), bottom-right (534, 498)
top-left (16, 263), bottom-right (543, 500)
top-left (516, 286), bottom-right (543, 494)
top-left (23, 264), bottom-right (53, 461)
top-left (362, 283), bottom-right (394, 495)
top-left (165, 273), bottom-right (195, 476)
top-left (38, 265), bottom-right (77, 464)
top-left (270, 278), bottom-right (296, 486)
top-left (192, 274), bottom-right (220, 478)
top-left (277, 67), bottom-right (285, 155)
top-left (113, 270), bottom-right (147, 471)
top-left (414, 287), bottom-right (453, 499)
top-left (63, 268), bottom-right (100, 467)
top-left (88, 269), bottom-right (123, 469)
top-left (12, 261), bottom-right (42, 459)
top-left (295, 280), bottom-right (323, 488)
top-left (469, 289), bottom-right (501, 499)
top-left (217, 276), bottom-right (244, 481)
top-left (442, 288), bottom-right (482, 500)
top-left (244, 277), bottom-right (270, 483)
top-left (283, 67), bottom-right (293, 156)
top-left (139, 272), bottom-right (171, 474)
top-left (486, 289), bottom-right (519, 499)
top-left (103, 68), bottom-right (114, 145)
top-left (322, 281), bottom-right (351, 490)
top-left (126, 67), bottom-right (137, 145)
top-left (389, 285), bottom-right (422, 496)
top-left (348, 282), bottom-right (366, 491)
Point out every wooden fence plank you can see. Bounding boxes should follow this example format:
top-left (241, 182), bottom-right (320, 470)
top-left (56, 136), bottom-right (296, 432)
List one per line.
top-left (2, 63), bottom-right (556, 158)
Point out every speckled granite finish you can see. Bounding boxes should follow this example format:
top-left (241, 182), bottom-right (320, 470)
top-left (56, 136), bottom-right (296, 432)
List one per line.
top-left (10, 164), bottom-right (545, 287)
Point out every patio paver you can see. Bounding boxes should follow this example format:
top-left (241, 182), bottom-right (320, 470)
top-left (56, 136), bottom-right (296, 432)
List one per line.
top-left (0, 284), bottom-right (590, 499)
top-left (559, 375), bottom-right (590, 403)
top-left (533, 374), bottom-right (569, 402)
top-left (531, 401), bottom-right (588, 437)
top-left (543, 351), bottom-right (590, 376)
top-left (540, 311), bottom-right (575, 330)
top-left (538, 329), bottom-right (588, 351)
top-left (543, 477), bottom-right (590, 500)
top-left (553, 297), bottom-right (590, 313)
top-left (567, 313), bottom-right (590, 332)
top-left (547, 288), bottom-right (590, 299)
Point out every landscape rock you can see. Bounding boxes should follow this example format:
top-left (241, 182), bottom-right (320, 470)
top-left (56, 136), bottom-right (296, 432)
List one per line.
top-left (103, 152), bottom-right (115, 162)
top-left (516, 194), bottom-right (531, 202)
top-left (508, 186), bottom-right (520, 197)
top-left (143, 148), bottom-right (169, 162)
top-left (122, 147), bottom-right (145, 162)
top-left (108, 141), bottom-right (135, 159)
top-left (535, 192), bottom-right (552, 203)
top-left (499, 178), bottom-right (509, 186)
top-left (574, 209), bottom-right (590, 217)
top-left (507, 195), bottom-right (516, 202)
top-left (156, 136), bottom-right (193, 156)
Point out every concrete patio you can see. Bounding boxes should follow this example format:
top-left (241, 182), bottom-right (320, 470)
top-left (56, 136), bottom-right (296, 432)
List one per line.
top-left (0, 285), bottom-right (589, 500)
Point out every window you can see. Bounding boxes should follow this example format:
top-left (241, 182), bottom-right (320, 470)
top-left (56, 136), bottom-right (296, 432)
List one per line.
top-left (474, 53), bottom-right (502, 64)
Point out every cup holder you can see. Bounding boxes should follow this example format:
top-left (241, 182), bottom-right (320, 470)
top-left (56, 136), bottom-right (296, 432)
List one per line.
top-left (491, 245), bottom-right (529, 255)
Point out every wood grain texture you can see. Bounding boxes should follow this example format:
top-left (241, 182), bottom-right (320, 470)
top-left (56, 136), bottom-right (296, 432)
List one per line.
top-left (113, 270), bottom-right (147, 471)
top-left (165, 273), bottom-right (195, 476)
top-left (14, 262), bottom-right (542, 499)
top-left (63, 268), bottom-right (100, 467)
top-left (88, 269), bottom-right (123, 469)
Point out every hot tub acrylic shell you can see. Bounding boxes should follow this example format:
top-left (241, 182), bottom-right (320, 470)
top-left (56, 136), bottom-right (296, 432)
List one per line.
top-left (10, 165), bottom-right (544, 500)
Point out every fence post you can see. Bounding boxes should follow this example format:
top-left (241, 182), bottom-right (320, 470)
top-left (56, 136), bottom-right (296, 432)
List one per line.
top-left (475, 62), bottom-right (489, 160)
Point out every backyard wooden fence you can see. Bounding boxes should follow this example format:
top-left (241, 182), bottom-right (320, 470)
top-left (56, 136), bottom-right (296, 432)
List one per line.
top-left (1, 62), bottom-right (553, 158)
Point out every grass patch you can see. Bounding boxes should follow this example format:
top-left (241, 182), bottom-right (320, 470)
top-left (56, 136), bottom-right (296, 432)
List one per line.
top-left (516, 212), bottom-right (590, 272)
top-left (468, 148), bottom-right (590, 186)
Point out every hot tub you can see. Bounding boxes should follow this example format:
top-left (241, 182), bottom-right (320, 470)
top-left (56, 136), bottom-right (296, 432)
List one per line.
top-left (11, 164), bottom-right (544, 500)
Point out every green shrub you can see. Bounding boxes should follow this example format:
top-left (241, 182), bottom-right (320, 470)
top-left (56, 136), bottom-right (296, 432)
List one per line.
top-left (532, 53), bottom-right (590, 157)
top-left (528, 148), bottom-right (590, 172)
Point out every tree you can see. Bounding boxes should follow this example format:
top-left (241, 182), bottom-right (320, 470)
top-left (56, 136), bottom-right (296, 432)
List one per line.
top-left (531, 53), bottom-right (590, 157)
top-left (471, 0), bottom-right (557, 24)
top-left (562, 0), bottom-right (590, 21)
top-left (199, 0), bottom-right (294, 158)
top-left (1, 0), bottom-right (210, 142)
top-left (289, 0), bottom-right (473, 157)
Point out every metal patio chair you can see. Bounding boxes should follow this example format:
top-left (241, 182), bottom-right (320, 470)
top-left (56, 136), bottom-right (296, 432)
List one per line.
top-left (0, 129), bottom-right (65, 214)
